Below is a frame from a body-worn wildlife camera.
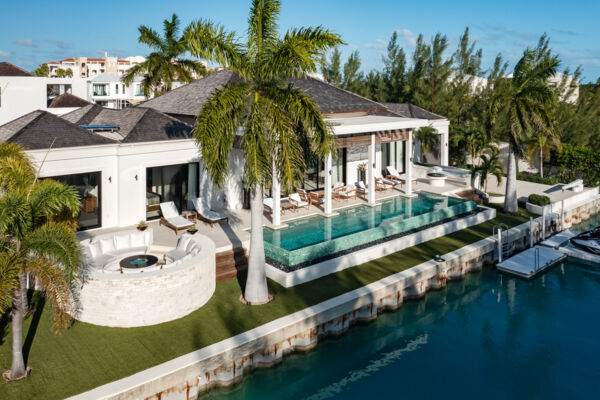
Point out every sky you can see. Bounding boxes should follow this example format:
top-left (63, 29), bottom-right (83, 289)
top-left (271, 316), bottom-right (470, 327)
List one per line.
top-left (1, 0), bottom-right (600, 82)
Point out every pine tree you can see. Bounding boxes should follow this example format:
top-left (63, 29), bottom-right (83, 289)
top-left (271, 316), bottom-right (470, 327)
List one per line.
top-left (321, 47), bottom-right (343, 86)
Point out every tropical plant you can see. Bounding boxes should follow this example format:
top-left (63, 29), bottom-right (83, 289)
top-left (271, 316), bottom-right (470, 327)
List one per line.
top-left (527, 128), bottom-right (561, 178)
top-left (452, 124), bottom-right (494, 166)
top-left (413, 126), bottom-right (439, 162)
top-left (472, 147), bottom-right (503, 192)
top-left (123, 13), bottom-right (208, 97)
top-left (321, 47), bottom-right (342, 86)
top-left (32, 64), bottom-right (49, 77)
top-left (489, 34), bottom-right (559, 215)
top-left (0, 143), bottom-right (82, 381)
top-left (186, 0), bottom-right (342, 304)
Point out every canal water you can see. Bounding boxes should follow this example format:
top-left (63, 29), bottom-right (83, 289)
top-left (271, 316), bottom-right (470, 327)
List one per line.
top-left (204, 216), bottom-right (600, 399)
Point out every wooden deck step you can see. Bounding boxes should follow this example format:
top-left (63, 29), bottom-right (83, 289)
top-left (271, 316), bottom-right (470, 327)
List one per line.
top-left (215, 247), bottom-right (248, 282)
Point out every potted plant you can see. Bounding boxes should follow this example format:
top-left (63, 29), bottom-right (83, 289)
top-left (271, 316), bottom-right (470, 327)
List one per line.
top-left (187, 224), bottom-right (198, 235)
top-left (137, 220), bottom-right (148, 231)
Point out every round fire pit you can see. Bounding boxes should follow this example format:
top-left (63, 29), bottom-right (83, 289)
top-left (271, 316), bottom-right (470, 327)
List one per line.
top-left (427, 172), bottom-right (447, 187)
top-left (119, 254), bottom-right (158, 269)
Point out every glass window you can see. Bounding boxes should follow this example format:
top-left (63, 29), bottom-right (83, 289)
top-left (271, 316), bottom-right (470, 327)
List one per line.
top-left (382, 142), bottom-right (405, 175)
top-left (301, 148), bottom-right (346, 191)
top-left (115, 84), bottom-right (119, 94)
top-left (146, 163), bottom-right (199, 219)
top-left (47, 171), bottom-right (101, 230)
top-left (93, 84), bottom-right (108, 96)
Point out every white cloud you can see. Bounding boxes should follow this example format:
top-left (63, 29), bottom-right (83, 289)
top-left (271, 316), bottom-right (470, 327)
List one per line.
top-left (12, 39), bottom-right (37, 48)
top-left (394, 29), bottom-right (418, 46)
top-left (0, 50), bottom-right (12, 57)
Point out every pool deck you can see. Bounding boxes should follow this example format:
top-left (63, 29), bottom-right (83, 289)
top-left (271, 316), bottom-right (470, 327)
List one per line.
top-left (77, 179), bottom-right (467, 253)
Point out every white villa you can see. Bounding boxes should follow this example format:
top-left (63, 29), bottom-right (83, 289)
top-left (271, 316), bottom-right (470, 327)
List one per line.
top-left (0, 69), bottom-right (480, 327)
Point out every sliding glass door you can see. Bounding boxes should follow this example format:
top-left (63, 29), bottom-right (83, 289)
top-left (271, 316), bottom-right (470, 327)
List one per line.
top-left (49, 171), bottom-right (101, 230)
top-left (300, 148), bottom-right (346, 191)
top-left (381, 141), bottom-right (406, 175)
top-left (146, 163), bottom-right (199, 219)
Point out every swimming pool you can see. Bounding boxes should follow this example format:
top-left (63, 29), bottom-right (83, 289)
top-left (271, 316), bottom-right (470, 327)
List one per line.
top-left (263, 193), bottom-right (476, 268)
top-left (204, 218), bottom-right (600, 400)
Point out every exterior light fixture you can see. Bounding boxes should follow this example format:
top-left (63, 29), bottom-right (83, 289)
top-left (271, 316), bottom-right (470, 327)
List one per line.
top-left (434, 254), bottom-right (445, 263)
top-left (135, 174), bottom-right (138, 181)
top-left (108, 176), bottom-right (112, 183)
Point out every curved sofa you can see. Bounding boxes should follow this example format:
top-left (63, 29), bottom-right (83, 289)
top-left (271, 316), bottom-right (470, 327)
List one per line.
top-left (73, 233), bottom-right (216, 328)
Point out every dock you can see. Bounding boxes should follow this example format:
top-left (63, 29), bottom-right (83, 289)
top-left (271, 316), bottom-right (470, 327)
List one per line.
top-left (497, 246), bottom-right (567, 278)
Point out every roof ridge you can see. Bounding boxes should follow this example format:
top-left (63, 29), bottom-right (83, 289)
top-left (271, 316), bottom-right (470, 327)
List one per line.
top-left (5, 111), bottom-right (46, 142)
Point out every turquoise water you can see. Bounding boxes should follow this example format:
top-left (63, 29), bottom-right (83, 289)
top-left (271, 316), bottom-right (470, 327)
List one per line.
top-left (263, 193), bottom-right (466, 251)
top-left (205, 216), bottom-right (600, 399)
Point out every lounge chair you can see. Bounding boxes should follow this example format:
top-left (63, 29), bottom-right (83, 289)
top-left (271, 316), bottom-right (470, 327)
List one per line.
top-left (374, 170), bottom-right (400, 190)
top-left (334, 184), bottom-right (357, 201)
top-left (192, 198), bottom-right (228, 227)
top-left (296, 188), bottom-right (311, 204)
top-left (289, 193), bottom-right (310, 209)
top-left (375, 177), bottom-right (394, 191)
top-left (159, 201), bottom-right (194, 234)
top-left (263, 197), bottom-right (274, 214)
top-left (386, 166), bottom-right (417, 187)
top-left (356, 181), bottom-right (368, 197)
top-left (332, 182), bottom-right (345, 191)
top-left (308, 192), bottom-right (324, 208)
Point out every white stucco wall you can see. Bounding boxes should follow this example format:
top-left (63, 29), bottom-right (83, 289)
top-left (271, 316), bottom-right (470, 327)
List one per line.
top-left (28, 139), bottom-right (244, 230)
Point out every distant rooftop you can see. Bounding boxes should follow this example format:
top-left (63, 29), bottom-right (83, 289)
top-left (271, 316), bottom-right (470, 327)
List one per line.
top-left (0, 62), bottom-right (33, 77)
top-left (48, 93), bottom-right (91, 108)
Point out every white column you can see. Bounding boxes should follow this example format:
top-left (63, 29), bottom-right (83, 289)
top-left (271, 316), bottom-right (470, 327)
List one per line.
top-left (405, 132), bottom-right (413, 196)
top-left (272, 161), bottom-right (281, 226)
top-left (368, 134), bottom-right (376, 204)
top-left (324, 153), bottom-right (333, 214)
top-left (439, 125), bottom-right (449, 166)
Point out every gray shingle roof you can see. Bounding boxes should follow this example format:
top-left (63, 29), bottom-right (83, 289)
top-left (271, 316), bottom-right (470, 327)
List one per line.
top-left (0, 62), bottom-right (33, 77)
top-left (48, 93), bottom-right (91, 108)
top-left (138, 70), bottom-right (241, 116)
top-left (138, 69), bottom-right (387, 116)
top-left (0, 111), bottom-right (115, 149)
top-left (381, 102), bottom-right (446, 120)
top-left (61, 105), bottom-right (192, 143)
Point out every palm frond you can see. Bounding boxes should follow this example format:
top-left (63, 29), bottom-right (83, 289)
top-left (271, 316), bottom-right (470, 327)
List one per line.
top-left (248, 0), bottom-right (280, 57)
top-left (25, 258), bottom-right (73, 334)
top-left (0, 192), bottom-right (31, 239)
top-left (0, 249), bottom-right (21, 314)
top-left (29, 179), bottom-right (80, 226)
top-left (243, 95), bottom-right (273, 188)
top-left (194, 83), bottom-right (251, 188)
top-left (23, 222), bottom-right (82, 283)
top-left (186, 19), bottom-right (244, 72)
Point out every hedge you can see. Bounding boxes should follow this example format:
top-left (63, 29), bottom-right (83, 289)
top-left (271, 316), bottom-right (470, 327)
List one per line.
top-left (528, 194), bottom-right (551, 206)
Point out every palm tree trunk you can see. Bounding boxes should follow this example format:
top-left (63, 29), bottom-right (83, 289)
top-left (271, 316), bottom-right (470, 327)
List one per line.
top-left (9, 273), bottom-right (27, 379)
top-left (244, 184), bottom-right (269, 304)
top-left (539, 147), bottom-right (544, 178)
top-left (504, 147), bottom-right (519, 215)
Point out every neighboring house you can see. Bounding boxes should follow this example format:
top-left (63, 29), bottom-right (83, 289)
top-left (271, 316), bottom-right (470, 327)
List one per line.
top-left (88, 73), bottom-right (146, 109)
top-left (43, 53), bottom-right (145, 78)
top-left (0, 61), bottom-right (152, 124)
top-left (47, 93), bottom-right (92, 116)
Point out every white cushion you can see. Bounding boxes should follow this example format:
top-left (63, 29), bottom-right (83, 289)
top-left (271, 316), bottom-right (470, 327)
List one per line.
top-left (167, 215), bottom-right (193, 228)
top-left (178, 235), bottom-right (192, 250)
top-left (186, 240), bottom-right (198, 253)
top-left (114, 234), bottom-right (131, 250)
top-left (130, 231), bottom-right (145, 247)
top-left (160, 201), bottom-right (179, 219)
top-left (88, 241), bottom-right (101, 258)
top-left (99, 238), bottom-right (116, 254)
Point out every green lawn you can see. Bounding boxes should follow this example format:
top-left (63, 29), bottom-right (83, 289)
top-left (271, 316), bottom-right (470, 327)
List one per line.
top-left (0, 207), bottom-right (529, 399)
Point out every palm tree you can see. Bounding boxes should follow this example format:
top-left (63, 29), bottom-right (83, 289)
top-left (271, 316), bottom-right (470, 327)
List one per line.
top-left (472, 147), bottom-right (503, 192)
top-left (186, 0), bottom-right (342, 304)
top-left (413, 126), bottom-right (439, 162)
top-left (452, 125), bottom-right (494, 166)
top-left (123, 14), bottom-right (208, 97)
top-left (527, 129), bottom-right (561, 178)
top-left (490, 37), bottom-right (559, 214)
top-left (0, 143), bottom-right (82, 381)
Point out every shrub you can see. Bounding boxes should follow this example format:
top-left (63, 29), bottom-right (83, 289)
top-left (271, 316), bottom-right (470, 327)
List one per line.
top-left (517, 171), bottom-right (561, 185)
top-left (528, 194), bottom-right (551, 206)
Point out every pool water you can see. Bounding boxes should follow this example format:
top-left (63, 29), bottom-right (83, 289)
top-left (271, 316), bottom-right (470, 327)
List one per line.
top-left (204, 217), bottom-right (600, 399)
top-left (263, 193), bottom-right (466, 251)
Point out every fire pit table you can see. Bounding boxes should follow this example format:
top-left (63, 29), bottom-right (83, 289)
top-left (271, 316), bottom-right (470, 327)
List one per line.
top-left (119, 254), bottom-right (159, 269)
